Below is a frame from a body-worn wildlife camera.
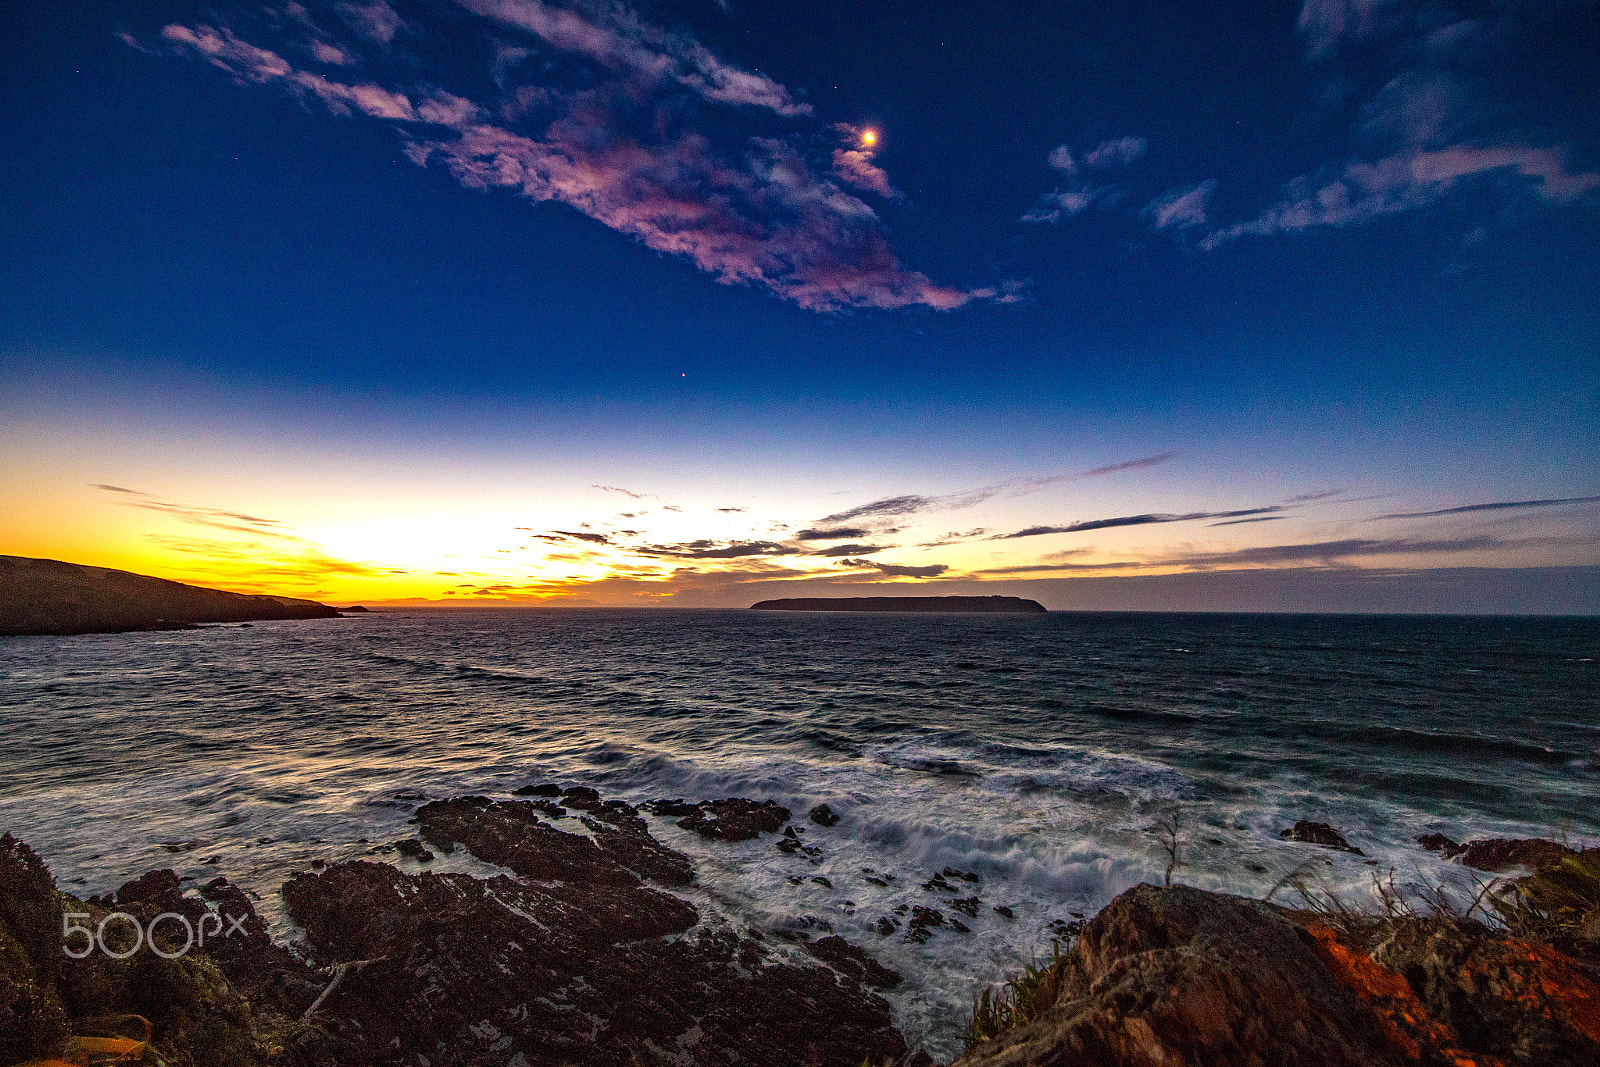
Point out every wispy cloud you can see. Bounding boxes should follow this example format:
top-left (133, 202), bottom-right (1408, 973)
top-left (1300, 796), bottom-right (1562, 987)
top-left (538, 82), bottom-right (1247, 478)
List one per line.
top-left (1147, 179), bottom-right (1216, 231)
top-left (811, 543), bottom-right (891, 557)
top-left (144, 2), bottom-right (992, 312)
top-left (837, 558), bottom-right (948, 578)
top-left (93, 483), bottom-right (299, 538)
top-left (633, 539), bottom-right (798, 560)
top-left (1373, 495), bottom-right (1600, 520)
top-left (795, 526), bottom-right (869, 541)
top-left (1188, 1), bottom-right (1599, 247)
top-left (1024, 135), bottom-right (1148, 224)
top-left (992, 506), bottom-right (1285, 539)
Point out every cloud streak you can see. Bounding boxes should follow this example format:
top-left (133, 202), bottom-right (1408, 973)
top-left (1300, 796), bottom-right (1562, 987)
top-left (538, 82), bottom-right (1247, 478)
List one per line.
top-left (1373, 496), bottom-right (1600, 520)
top-left (993, 506), bottom-right (1285, 539)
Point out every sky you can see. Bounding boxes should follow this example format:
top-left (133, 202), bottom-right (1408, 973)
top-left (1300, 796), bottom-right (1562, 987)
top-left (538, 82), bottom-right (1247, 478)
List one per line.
top-left (2, 0), bottom-right (1597, 611)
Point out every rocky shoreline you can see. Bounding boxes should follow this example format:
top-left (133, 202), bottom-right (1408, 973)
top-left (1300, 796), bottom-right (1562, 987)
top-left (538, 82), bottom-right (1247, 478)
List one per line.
top-left (2, 789), bottom-right (1596, 1066)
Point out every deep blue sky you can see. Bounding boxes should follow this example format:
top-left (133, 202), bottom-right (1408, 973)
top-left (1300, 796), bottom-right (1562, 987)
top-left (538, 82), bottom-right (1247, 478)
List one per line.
top-left (2, 0), bottom-right (1598, 608)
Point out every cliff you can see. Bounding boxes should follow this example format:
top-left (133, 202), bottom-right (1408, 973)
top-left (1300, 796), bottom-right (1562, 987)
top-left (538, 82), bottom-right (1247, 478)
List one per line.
top-left (0, 555), bottom-right (340, 637)
top-left (751, 596), bottom-right (1047, 614)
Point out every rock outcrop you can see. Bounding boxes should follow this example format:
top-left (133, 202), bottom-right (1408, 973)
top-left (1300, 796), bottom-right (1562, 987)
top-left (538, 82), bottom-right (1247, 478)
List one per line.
top-left (954, 877), bottom-right (1600, 1067)
top-left (0, 792), bottom-right (910, 1067)
top-left (0, 555), bottom-right (339, 636)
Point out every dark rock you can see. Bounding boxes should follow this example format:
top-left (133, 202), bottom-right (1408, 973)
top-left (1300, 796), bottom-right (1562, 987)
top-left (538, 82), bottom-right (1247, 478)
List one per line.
top-left (864, 875), bottom-right (891, 887)
top-left (810, 803), bottom-right (841, 827)
top-left (1457, 837), bottom-right (1576, 872)
top-left (993, 905), bottom-right (1014, 918)
top-left (907, 906), bottom-right (945, 942)
top-left (944, 866), bottom-right (981, 883)
top-left (644, 798), bottom-right (701, 818)
top-left (812, 876), bottom-right (833, 888)
top-left (1416, 831), bottom-right (1463, 855)
top-left (667, 798), bottom-right (792, 841)
top-left (951, 895), bottom-right (981, 918)
top-left (561, 785), bottom-right (601, 803)
top-left (922, 873), bottom-right (955, 892)
top-left (951, 918), bottom-right (971, 933)
top-left (789, 876), bottom-right (806, 886)
top-left (394, 837), bottom-right (434, 861)
top-left (417, 796), bottom-right (694, 887)
top-left (806, 935), bottom-right (902, 989)
top-left (284, 857), bottom-right (907, 1066)
top-left (513, 782), bottom-right (562, 797)
top-left (777, 837), bottom-right (803, 854)
top-left (876, 918), bottom-right (897, 937)
top-left (1280, 819), bottom-right (1365, 854)
top-left (783, 825), bottom-right (799, 838)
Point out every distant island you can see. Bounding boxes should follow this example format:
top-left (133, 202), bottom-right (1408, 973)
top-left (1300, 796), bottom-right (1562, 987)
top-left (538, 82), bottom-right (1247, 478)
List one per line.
top-left (0, 555), bottom-right (341, 637)
top-left (750, 596), bottom-right (1047, 614)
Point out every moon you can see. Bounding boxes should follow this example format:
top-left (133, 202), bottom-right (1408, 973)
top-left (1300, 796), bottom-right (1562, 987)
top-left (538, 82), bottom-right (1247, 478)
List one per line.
top-left (861, 130), bottom-right (877, 146)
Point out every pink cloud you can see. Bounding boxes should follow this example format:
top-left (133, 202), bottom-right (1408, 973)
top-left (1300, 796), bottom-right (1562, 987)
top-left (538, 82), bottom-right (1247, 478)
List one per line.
top-left (148, 7), bottom-right (987, 313)
top-left (454, 0), bottom-right (811, 116)
top-left (831, 148), bottom-right (899, 199)
top-left (1147, 179), bottom-right (1215, 231)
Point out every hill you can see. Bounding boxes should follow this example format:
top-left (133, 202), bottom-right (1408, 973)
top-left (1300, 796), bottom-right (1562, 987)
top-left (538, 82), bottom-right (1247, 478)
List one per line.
top-left (0, 555), bottom-right (341, 636)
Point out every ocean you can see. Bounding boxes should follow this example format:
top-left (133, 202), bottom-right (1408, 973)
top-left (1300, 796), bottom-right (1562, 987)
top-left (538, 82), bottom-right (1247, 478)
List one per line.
top-left (2, 608), bottom-right (1597, 1059)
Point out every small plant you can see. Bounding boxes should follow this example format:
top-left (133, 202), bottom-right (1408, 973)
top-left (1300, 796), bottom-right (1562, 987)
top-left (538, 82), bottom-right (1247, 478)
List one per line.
top-left (1151, 809), bottom-right (1183, 888)
top-left (964, 941), bottom-right (1068, 1052)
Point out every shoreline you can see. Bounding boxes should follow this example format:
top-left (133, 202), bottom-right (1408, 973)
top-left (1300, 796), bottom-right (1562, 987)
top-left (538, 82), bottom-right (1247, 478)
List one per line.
top-left (3, 786), bottom-right (1595, 1066)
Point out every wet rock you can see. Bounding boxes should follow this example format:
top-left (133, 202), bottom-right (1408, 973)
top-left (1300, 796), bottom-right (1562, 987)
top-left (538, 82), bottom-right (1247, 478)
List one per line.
top-left (282, 858), bottom-right (905, 1066)
top-left (1280, 819), bottom-right (1365, 854)
top-left (1457, 837), bottom-right (1576, 872)
top-left (395, 837), bottom-right (434, 861)
top-left (788, 875), bottom-right (806, 885)
top-left (810, 803), bottom-right (841, 827)
top-left (812, 876), bottom-right (833, 889)
top-left (662, 798), bottom-right (792, 842)
top-left (513, 782), bottom-right (562, 797)
top-left (417, 796), bottom-right (693, 887)
top-left (951, 918), bottom-right (971, 933)
top-left (806, 935), bottom-right (902, 989)
top-left (876, 917), bottom-right (897, 937)
top-left (905, 906), bottom-right (945, 943)
top-left (864, 875), bottom-right (891, 887)
top-left (993, 905), bottom-right (1014, 919)
top-left (922, 872), bottom-right (956, 892)
top-left (951, 895), bottom-right (980, 918)
top-left (643, 798), bottom-right (701, 818)
top-left (944, 866), bottom-right (981, 883)
top-left (1416, 831), bottom-right (1464, 856)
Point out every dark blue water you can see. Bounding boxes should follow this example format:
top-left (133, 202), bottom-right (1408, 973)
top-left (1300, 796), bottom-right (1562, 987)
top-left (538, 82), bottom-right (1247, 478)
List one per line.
top-left (3, 609), bottom-right (1596, 1056)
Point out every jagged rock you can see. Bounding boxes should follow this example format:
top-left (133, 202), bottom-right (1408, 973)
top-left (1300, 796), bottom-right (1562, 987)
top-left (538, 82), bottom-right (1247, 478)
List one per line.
top-left (395, 837), bottom-right (434, 861)
top-left (955, 882), bottom-right (1600, 1067)
top-left (993, 905), bottom-right (1014, 918)
top-left (1457, 837), bottom-right (1575, 873)
top-left (955, 884), bottom-right (1409, 1066)
top-left (1280, 819), bottom-right (1365, 854)
top-left (810, 803), bottom-right (841, 827)
top-left (512, 782), bottom-right (562, 797)
top-left (951, 896), bottom-right (980, 918)
top-left (647, 798), bottom-right (791, 842)
top-left (944, 867), bottom-right (981, 883)
top-left (1416, 832), bottom-right (1463, 856)
top-left (417, 796), bottom-right (693, 887)
top-left (806, 935), bottom-right (902, 989)
top-left (282, 855), bottom-right (905, 1066)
